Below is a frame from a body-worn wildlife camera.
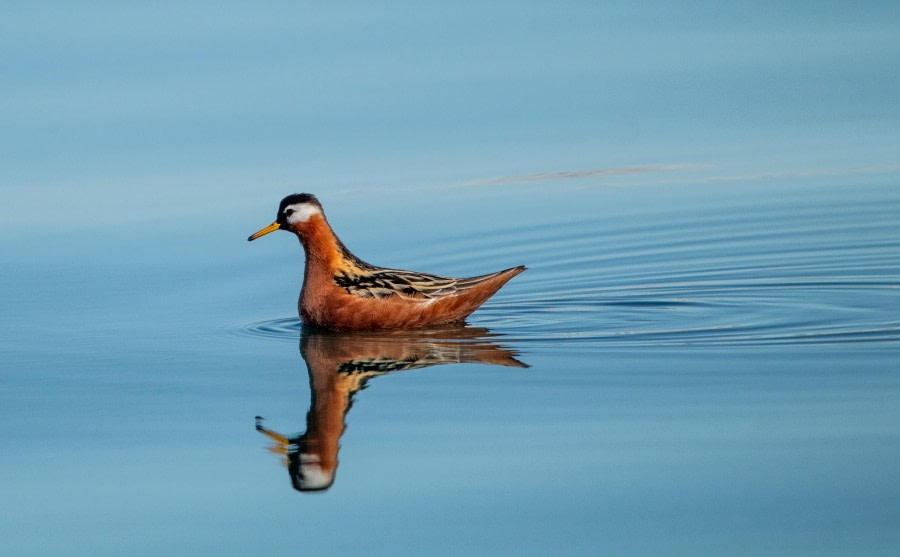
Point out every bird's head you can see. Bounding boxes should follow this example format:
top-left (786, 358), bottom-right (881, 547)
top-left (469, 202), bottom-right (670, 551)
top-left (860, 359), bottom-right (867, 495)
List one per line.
top-left (247, 193), bottom-right (324, 241)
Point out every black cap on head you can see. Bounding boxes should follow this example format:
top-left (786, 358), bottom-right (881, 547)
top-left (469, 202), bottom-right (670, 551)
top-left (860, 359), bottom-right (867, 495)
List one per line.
top-left (276, 193), bottom-right (322, 224)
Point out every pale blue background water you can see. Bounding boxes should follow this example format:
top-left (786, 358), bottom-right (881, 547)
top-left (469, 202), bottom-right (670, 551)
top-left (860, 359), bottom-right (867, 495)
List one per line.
top-left (2, 2), bottom-right (900, 555)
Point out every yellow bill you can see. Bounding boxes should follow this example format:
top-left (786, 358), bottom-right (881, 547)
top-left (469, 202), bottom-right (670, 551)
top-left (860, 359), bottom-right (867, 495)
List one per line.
top-left (247, 221), bottom-right (281, 241)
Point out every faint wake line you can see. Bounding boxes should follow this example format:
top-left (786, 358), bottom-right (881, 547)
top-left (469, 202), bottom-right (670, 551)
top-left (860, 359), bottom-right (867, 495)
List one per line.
top-left (462, 163), bottom-right (704, 187)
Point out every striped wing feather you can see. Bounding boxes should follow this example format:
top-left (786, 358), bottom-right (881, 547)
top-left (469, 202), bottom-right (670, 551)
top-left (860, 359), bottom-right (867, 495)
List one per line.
top-left (334, 268), bottom-right (513, 300)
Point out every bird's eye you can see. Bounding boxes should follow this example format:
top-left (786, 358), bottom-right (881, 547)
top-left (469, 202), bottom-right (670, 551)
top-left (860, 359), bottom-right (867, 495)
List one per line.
top-left (284, 208), bottom-right (295, 216)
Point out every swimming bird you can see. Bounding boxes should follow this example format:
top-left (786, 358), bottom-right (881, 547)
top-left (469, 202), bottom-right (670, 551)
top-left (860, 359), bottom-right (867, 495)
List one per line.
top-left (247, 194), bottom-right (525, 331)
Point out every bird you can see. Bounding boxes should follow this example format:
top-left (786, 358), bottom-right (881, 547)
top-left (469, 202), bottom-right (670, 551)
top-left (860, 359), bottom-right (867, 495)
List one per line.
top-left (247, 193), bottom-right (525, 331)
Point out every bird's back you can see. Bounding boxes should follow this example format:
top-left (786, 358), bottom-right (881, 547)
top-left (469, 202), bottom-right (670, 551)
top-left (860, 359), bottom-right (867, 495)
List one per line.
top-left (302, 264), bottom-right (526, 331)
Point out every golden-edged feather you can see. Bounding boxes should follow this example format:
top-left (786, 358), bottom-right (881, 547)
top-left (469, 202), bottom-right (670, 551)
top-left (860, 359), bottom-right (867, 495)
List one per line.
top-left (333, 267), bottom-right (523, 301)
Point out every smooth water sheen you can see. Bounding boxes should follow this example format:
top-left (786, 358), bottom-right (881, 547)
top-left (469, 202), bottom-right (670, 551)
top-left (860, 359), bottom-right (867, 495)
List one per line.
top-left (3, 3), bottom-right (900, 556)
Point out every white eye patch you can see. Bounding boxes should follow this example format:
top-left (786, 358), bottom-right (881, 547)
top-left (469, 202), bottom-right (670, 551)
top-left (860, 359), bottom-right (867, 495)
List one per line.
top-left (284, 203), bottom-right (321, 224)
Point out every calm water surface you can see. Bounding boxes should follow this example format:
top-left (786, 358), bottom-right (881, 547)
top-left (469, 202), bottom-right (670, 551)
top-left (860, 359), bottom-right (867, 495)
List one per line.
top-left (3, 2), bottom-right (900, 555)
top-left (3, 178), bottom-right (899, 556)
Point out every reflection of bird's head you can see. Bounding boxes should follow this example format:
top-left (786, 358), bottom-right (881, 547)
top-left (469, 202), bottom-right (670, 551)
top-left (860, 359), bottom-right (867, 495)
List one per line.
top-left (290, 452), bottom-right (336, 492)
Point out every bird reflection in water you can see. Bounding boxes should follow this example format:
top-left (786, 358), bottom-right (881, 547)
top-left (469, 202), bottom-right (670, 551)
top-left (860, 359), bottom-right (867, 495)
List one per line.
top-left (255, 326), bottom-right (528, 492)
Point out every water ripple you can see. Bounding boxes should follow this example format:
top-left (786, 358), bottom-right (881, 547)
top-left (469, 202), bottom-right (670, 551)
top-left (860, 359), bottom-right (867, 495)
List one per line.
top-left (240, 317), bottom-right (304, 341)
top-left (476, 278), bottom-right (900, 347)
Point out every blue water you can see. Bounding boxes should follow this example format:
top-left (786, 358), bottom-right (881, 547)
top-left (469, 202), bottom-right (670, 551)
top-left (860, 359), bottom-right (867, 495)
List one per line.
top-left (3, 2), bottom-right (900, 556)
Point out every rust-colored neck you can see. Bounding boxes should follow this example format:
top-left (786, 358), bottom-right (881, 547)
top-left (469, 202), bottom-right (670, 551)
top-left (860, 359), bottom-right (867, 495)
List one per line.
top-left (291, 214), bottom-right (342, 271)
